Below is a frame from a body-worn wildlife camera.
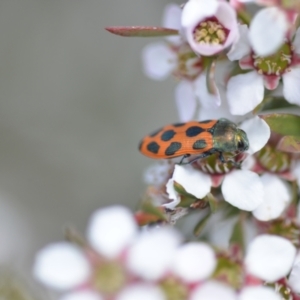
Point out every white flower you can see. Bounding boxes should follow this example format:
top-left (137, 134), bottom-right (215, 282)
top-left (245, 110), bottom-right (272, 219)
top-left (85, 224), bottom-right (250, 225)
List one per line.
top-left (252, 173), bottom-right (291, 221)
top-left (245, 234), bottom-right (297, 282)
top-left (227, 26), bottom-right (300, 115)
top-left (166, 117), bottom-right (270, 211)
top-left (288, 252), bottom-right (300, 293)
top-left (181, 0), bottom-right (239, 56)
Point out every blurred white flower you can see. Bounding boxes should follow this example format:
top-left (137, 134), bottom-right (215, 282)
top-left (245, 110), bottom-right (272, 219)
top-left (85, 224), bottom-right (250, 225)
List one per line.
top-left (181, 0), bottom-right (238, 56)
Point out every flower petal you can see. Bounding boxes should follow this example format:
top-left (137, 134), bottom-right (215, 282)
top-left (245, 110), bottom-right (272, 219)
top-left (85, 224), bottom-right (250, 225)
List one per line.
top-left (288, 253), bottom-right (300, 293)
top-left (171, 242), bottom-right (216, 282)
top-left (116, 284), bottom-right (165, 300)
top-left (171, 164), bottom-right (212, 199)
top-left (175, 81), bottom-right (197, 122)
top-left (227, 24), bottom-right (251, 61)
top-left (181, 0), bottom-right (218, 29)
top-left (221, 170), bottom-right (264, 211)
top-left (60, 291), bottom-right (103, 300)
top-left (190, 281), bottom-right (237, 300)
top-left (126, 227), bottom-right (181, 280)
top-left (239, 286), bottom-right (281, 300)
top-left (142, 43), bottom-right (176, 80)
top-left (239, 116), bottom-right (270, 154)
top-left (165, 178), bottom-right (181, 209)
top-left (33, 242), bottom-right (90, 290)
top-left (245, 234), bottom-right (296, 282)
top-left (143, 161), bottom-right (171, 186)
top-left (263, 75), bottom-right (280, 90)
top-left (252, 174), bottom-right (291, 221)
top-left (163, 3), bottom-right (182, 45)
top-left (214, 2), bottom-right (238, 49)
top-left (226, 71), bottom-right (264, 115)
top-left (88, 206), bottom-right (137, 259)
top-left (249, 7), bottom-right (288, 56)
top-left (282, 68), bottom-right (300, 105)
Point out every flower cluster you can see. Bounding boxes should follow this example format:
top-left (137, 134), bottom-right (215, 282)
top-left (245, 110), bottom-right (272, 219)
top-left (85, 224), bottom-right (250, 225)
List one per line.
top-left (33, 0), bottom-right (300, 299)
top-left (34, 206), bottom-right (300, 300)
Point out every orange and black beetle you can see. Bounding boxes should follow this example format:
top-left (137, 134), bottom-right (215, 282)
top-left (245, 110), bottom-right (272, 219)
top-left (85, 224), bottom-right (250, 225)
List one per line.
top-left (139, 118), bottom-right (249, 164)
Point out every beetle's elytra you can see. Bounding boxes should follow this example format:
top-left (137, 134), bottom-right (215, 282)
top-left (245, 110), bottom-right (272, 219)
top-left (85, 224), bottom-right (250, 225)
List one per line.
top-left (139, 118), bottom-right (249, 164)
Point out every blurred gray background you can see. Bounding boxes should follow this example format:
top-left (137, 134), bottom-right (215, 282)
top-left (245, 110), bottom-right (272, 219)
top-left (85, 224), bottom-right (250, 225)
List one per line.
top-left (0, 0), bottom-right (179, 273)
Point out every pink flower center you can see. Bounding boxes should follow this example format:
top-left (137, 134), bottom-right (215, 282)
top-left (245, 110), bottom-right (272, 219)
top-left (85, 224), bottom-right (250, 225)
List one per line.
top-left (193, 17), bottom-right (229, 46)
top-left (92, 261), bottom-right (126, 295)
top-left (159, 277), bottom-right (188, 300)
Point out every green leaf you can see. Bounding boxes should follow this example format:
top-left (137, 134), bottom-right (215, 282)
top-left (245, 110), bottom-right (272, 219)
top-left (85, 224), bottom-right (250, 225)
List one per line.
top-left (194, 213), bottom-right (211, 236)
top-left (229, 217), bottom-right (245, 253)
top-left (140, 201), bottom-right (166, 221)
top-left (105, 26), bottom-right (179, 37)
top-left (260, 113), bottom-right (300, 137)
top-left (206, 193), bottom-right (219, 213)
top-left (277, 136), bottom-right (300, 153)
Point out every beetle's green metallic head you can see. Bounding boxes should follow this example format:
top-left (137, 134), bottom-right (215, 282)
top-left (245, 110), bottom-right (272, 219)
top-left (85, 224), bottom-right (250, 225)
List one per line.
top-left (213, 119), bottom-right (249, 153)
top-left (235, 128), bottom-right (249, 152)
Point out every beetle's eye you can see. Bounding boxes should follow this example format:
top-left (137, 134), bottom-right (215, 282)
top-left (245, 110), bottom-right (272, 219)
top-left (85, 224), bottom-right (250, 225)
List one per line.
top-left (237, 140), bottom-right (244, 150)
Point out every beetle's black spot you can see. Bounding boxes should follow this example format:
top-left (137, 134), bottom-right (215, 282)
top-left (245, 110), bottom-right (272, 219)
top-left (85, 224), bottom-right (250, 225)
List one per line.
top-left (147, 141), bottom-right (160, 154)
top-left (193, 139), bottom-right (207, 150)
top-left (149, 128), bottom-right (161, 137)
top-left (161, 130), bottom-right (176, 141)
top-left (199, 119), bottom-right (212, 124)
top-left (186, 126), bottom-right (204, 137)
top-left (173, 122), bottom-right (185, 127)
top-left (165, 142), bottom-right (182, 156)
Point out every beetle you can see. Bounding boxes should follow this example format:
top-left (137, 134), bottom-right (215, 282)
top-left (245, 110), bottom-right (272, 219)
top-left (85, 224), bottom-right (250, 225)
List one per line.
top-left (139, 118), bottom-right (249, 166)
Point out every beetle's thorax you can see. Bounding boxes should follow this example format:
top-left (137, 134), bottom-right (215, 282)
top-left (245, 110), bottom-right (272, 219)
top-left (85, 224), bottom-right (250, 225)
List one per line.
top-left (212, 118), bottom-right (238, 152)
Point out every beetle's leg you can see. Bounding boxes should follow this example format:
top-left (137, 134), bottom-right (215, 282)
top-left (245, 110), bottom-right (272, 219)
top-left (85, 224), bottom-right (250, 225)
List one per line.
top-left (180, 152), bottom-right (213, 165)
top-left (179, 154), bottom-right (190, 164)
top-left (227, 159), bottom-right (242, 169)
top-left (218, 152), bottom-right (226, 164)
top-left (218, 152), bottom-right (241, 169)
